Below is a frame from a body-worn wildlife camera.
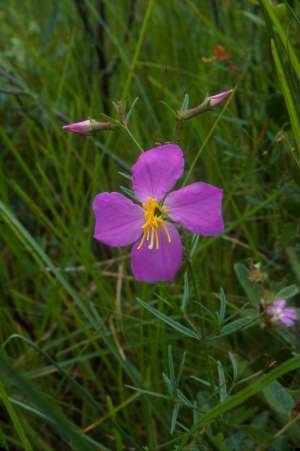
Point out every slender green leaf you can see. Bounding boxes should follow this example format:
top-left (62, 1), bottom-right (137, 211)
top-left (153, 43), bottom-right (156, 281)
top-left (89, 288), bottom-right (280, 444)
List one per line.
top-left (170, 404), bottom-right (180, 435)
top-left (180, 93), bottom-right (190, 110)
top-left (137, 298), bottom-right (199, 339)
top-left (228, 352), bottom-right (238, 382)
top-left (219, 315), bottom-right (258, 338)
top-left (181, 271), bottom-right (190, 313)
top-left (217, 360), bottom-right (227, 403)
top-left (218, 288), bottom-right (226, 321)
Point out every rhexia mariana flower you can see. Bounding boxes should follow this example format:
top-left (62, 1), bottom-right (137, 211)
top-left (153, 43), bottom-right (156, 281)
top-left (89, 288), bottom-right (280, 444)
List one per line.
top-left (92, 144), bottom-right (224, 282)
top-left (267, 299), bottom-right (297, 327)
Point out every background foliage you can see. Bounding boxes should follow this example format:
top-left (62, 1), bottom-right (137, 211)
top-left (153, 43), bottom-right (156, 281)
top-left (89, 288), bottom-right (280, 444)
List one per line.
top-left (1, 0), bottom-right (300, 449)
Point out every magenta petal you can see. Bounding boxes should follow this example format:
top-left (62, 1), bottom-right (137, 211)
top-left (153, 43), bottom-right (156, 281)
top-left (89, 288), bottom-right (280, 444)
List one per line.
top-left (272, 299), bottom-right (286, 310)
top-left (92, 192), bottom-right (144, 247)
top-left (284, 308), bottom-right (297, 320)
top-left (132, 144), bottom-right (184, 202)
top-left (131, 222), bottom-right (183, 282)
top-left (164, 182), bottom-right (224, 235)
top-left (280, 316), bottom-right (295, 327)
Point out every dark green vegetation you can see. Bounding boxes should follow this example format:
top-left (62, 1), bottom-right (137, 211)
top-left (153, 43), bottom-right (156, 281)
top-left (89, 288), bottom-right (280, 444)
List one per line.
top-left (1, 1), bottom-right (300, 449)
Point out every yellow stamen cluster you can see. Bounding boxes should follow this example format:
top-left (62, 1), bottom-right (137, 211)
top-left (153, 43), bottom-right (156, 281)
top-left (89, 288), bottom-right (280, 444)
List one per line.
top-left (137, 197), bottom-right (171, 250)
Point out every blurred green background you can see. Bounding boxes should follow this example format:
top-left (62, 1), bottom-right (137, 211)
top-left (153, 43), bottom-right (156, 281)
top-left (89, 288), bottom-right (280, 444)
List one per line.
top-left (1, 1), bottom-right (300, 450)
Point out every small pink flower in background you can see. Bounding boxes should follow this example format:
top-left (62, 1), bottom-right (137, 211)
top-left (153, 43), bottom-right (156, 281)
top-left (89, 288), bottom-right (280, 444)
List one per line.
top-left (92, 144), bottom-right (224, 282)
top-left (63, 119), bottom-right (114, 134)
top-left (207, 90), bottom-right (232, 108)
top-left (267, 299), bottom-right (297, 327)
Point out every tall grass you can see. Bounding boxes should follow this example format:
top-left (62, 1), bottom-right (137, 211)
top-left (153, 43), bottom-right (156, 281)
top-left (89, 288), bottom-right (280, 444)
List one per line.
top-left (0, 0), bottom-right (300, 449)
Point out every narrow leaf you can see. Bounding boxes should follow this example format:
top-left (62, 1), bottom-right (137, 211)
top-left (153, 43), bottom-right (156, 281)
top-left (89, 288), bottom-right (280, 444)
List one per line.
top-left (217, 361), bottom-right (227, 403)
top-left (170, 404), bottom-right (180, 434)
top-left (181, 271), bottom-right (190, 313)
top-left (125, 97), bottom-right (139, 123)
top-left (219, 315), bottom-right (257, 338)
top-left (180, 93), bottom-right (189, 110)
top-left (228, 352), bottom-right (238, 382)
top-left (136, 298), bottom-right (199, 339)
top-left (218, 288), bottom-right (226, 321)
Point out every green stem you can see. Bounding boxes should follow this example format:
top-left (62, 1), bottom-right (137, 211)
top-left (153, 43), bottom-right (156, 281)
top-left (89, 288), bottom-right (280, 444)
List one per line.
top-left (182, 92), bottom-right (234, 186)
top-left (124, 126), bottom-right (144, 153)
top-left (188, 261), bottom-right (214, 390)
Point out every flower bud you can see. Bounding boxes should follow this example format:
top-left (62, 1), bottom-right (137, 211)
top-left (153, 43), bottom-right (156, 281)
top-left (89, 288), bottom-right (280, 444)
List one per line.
top-left (63, 119), bottom-right (115, 134)
top-left (207, 90), bottom-right (232, 108)
top-left (176, 89), bottom-right (232, 121)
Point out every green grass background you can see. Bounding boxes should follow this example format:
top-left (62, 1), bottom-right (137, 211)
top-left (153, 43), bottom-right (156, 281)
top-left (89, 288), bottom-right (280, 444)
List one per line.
top-left (1, 0), bottom-right (300, 449)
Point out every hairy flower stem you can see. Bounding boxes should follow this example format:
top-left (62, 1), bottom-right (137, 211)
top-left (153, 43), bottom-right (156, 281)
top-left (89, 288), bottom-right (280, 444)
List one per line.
top-left (188, 261), bottom-right (214, 390)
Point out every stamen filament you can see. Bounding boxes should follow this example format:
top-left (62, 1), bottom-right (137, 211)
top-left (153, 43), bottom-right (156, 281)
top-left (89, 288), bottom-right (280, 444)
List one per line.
top-left (137, 229), bottom-right (147, 250)
top-left (155, 228), bottom-right (159, 249)
top-left (159, 220), bottom-right (171, 243)
top-left (149, 227), bottom-right (155, 249)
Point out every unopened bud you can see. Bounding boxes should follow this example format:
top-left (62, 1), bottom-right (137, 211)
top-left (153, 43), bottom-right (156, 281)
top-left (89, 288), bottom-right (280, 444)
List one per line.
top-left (63, 119), bottom-right (115, 134)
top-left (207, 90), bottom-right (232, 108)
top-left (177, 89), bottom-right (233, 121)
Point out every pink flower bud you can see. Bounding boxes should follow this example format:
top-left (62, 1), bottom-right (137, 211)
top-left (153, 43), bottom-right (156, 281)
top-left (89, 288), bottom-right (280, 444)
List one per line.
top-left (176, 89), bottom-right (233, 121)
top-left (207, 90), bottom-right (232, 108)
top-left (63, 119), bottom-right (114, 135)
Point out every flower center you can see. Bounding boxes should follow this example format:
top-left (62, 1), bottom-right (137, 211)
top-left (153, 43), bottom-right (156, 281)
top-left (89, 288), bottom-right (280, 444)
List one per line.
top-left (137, 197), bottom-right (171, 250)
top-left (273, 307), bottom-right (284, 321)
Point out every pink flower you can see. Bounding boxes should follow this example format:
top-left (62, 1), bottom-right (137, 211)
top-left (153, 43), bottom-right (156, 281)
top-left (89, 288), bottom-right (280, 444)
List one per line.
top-left (63, 119), bottom-right (114, 134)
top-left (267, 299), bottom-right (297, 327)
top-left (207, 90), bottom-right (232, 108)
top-left (92, 145), bottom-right (224, 282)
